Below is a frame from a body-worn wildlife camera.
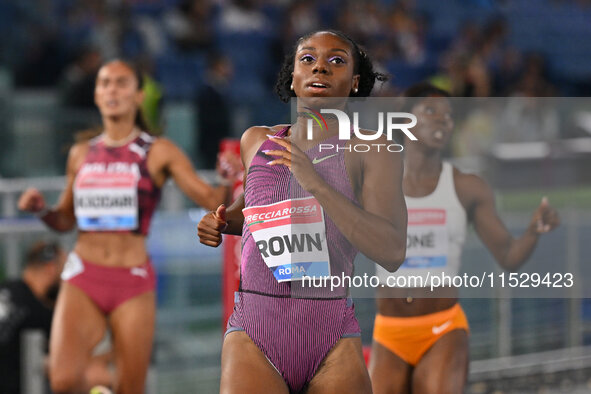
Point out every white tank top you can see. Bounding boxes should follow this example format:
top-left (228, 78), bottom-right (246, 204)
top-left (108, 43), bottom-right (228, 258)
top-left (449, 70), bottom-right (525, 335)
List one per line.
top-left (377, 162), bottom-right (467, 286)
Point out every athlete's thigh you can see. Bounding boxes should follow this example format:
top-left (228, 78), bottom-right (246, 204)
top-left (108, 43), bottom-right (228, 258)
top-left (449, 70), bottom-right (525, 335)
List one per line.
top-left (369, 341), bottom-right (412, 394)
top-left (411, 330), bottom-right (469, 394)
top-left (49, 283), bottom-right (108, 388)
top-left (305, 337), bottom-right (372, 394)
top-left (109, 291), bottom-right (156, 394)
top-left (220, 330), bottom-right (289, 394)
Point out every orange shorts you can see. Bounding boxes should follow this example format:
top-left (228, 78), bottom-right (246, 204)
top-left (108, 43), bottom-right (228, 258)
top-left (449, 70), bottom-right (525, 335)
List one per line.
top-left (372, 303), bottom-right (469, 366)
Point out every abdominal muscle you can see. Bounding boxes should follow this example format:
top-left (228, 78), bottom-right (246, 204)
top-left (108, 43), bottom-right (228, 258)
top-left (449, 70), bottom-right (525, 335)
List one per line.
top-left (75, 232), bottom-right (148, 267)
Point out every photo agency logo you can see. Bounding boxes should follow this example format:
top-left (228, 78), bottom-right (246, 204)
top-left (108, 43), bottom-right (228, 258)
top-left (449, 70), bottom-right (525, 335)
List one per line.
top-left (303, 107), bottom-right (418, 153)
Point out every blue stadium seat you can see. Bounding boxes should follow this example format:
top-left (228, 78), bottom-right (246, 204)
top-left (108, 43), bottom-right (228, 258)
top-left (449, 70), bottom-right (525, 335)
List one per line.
top-left (156, 52), bottom-right (206, 101)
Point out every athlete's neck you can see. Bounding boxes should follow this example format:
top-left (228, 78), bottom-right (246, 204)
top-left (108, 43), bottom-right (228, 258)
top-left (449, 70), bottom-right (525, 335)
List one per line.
top-left (290, 117), bottom-right (340, 145)
top-left (404, 149), bottom-right (443, 180)
top-left (102, 120), bottom-right (139, 147)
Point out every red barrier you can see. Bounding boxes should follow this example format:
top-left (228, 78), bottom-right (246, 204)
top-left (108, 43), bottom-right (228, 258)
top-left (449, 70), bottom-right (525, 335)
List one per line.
top-left (363, 345), bottom-right (372, 366)
top-left (220, 139), bottom-right (243, 331)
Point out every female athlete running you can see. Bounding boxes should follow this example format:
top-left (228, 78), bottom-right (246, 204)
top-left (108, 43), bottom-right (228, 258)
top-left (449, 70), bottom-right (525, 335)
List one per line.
top-left (369, 83), bottom-right (559, 394)
top-left (198, 30), bottom-right (408, 393)
top-left (19, 60), bottom-right (231, 394)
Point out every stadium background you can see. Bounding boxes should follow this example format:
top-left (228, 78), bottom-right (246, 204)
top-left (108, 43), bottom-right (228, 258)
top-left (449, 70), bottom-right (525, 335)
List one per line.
top-left (1, 0), bottom-right (591, 392)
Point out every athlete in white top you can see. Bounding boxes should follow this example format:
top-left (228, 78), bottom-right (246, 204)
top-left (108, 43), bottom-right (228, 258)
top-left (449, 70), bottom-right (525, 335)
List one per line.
top-left (370, 83), bottom-right (560, 394)
top-left (377, 161), bottom-right (467, 285)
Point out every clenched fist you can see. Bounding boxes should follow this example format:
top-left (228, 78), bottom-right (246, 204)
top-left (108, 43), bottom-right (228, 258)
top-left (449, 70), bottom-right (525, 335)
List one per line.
top-left (18, 188), bottom-right (47, 214)
top-left (198, 204), bottom-right (228, 247)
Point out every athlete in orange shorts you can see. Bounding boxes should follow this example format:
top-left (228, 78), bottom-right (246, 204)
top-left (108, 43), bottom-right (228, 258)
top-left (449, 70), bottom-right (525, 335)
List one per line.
top-left (370, 83), bottom-right (559, 393)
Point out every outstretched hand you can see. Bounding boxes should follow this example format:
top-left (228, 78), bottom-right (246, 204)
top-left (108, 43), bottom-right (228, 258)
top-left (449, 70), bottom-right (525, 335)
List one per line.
top-left (529, 196), bottom-right (560, 234)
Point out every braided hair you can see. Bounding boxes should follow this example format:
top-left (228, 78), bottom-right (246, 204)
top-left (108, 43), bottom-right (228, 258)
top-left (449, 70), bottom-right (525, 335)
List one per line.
top-left (275, 30), bottom-right (388, 102)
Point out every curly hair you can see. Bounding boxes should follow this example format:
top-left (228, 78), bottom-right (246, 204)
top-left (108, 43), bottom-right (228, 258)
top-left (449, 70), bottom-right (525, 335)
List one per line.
top-left (275, 30), bottom-right (388, 102)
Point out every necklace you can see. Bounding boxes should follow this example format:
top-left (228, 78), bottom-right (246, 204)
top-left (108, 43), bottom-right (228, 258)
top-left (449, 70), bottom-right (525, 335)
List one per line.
top-left (102, 128), bottom-right (140, 147)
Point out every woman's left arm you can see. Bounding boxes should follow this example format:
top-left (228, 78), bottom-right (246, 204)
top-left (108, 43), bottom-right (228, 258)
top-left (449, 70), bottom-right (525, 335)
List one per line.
top-left (460, 174), bottom-right (560, 271)
top-left (267, 135), bottom-right (407, 271)
top-left (149, 138), bottom-right (231, 211)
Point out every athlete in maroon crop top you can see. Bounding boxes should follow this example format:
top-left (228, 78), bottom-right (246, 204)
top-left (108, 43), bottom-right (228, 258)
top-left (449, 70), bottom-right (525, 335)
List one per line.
top-left (19, 60), bottom-right (232, 394)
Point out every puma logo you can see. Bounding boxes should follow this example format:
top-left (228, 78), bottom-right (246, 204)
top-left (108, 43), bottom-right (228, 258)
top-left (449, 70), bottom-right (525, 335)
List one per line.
top-left (130, 267), bottom-right (148, 278)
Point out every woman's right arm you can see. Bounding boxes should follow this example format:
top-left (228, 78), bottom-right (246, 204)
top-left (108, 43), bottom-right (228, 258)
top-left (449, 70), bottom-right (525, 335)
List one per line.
top-left (197, 125), bottom-right (280, 246)
top-left (18, 142), bottom-right (87, 232)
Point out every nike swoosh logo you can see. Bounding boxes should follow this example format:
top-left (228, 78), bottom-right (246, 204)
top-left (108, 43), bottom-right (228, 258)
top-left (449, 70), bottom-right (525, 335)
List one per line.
top-left (312, 154), bottom-right (338, 164)
top-left (432, 320), bottom-right (452, 335)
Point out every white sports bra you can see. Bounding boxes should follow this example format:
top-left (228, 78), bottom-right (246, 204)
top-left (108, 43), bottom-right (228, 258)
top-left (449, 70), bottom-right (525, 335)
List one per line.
top-left (377, 162), bottom-right (467, 287)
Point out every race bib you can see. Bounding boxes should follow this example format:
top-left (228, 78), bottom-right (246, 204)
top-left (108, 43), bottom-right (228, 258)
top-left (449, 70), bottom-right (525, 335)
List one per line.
top-left (401, 209), bottom-right (449, 269)
top-left (243, 197), bottom-right (330, 282)
top-left (74, 163), bottom-right (139, 231)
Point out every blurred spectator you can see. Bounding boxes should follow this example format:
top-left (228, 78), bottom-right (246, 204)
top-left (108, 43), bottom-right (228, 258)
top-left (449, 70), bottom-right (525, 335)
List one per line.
top-left (510, 53), bottom-right (557, 97)
top-left (448, 21), bottom-right (481, 58)
top-left (137, 54), bottom-right (164, 135)
top-left (452, 101), bottom-right (498, 157)
top-left (93, 2), bottom-right (164, 59)
top-left (14, 27), bottom-right (65, 88)
top-left (386, 1), bottom-right (426, 64)
top-left (493, 47), bottom-right (523, 96)
top-left (476, 16), bottom-right (508, 70)
top-left (465, 54), bottom-right (492, 97)
top-left (218, 0), bottom-right (270, 34)
top-left (431, 52), bottom-right (492, 97)
top-left (0, 241), bottom-right (65, 394)
top-left (495, 97), bottom-right (560, 142)
top-left (60, 1), bottom-right (105, 56)
top-left (196, 53), bottom-right (234, 168)
top-left (281, 0), bottom-right (321, 50)
top-left (59, 47), bottom-right (102, 109)
top-left (163, 0), bottom-right (214, 52)
top-left (337, 1), bottom-right (385, 48)
top-left (55, 47), bottom-right (103, 171)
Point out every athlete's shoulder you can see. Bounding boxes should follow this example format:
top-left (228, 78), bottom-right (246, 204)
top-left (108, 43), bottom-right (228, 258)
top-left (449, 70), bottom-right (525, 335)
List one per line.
top-left (150, 136), bottom-right (174, 151)
top-left (148, 137), bottom-right (187, 167)
top-left (68, 140), bottom-right (92, 162)
top-left (241, 124), bottom-right (289, 147)
top-left (66, 141), bottom-right (91, 175)
top-left (452, 166), bottom-right (493, 207)
top-left (242, 124), bottom-right (289, 139)
top-left (452, 166), bottom-right (488, 188)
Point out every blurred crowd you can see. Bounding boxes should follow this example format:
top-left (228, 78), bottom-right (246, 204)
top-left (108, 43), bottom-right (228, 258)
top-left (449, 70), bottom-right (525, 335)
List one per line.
top-left (3, 0), bottom-right (591, 97)
top-left (1, 0), bottom-right (591, 172)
